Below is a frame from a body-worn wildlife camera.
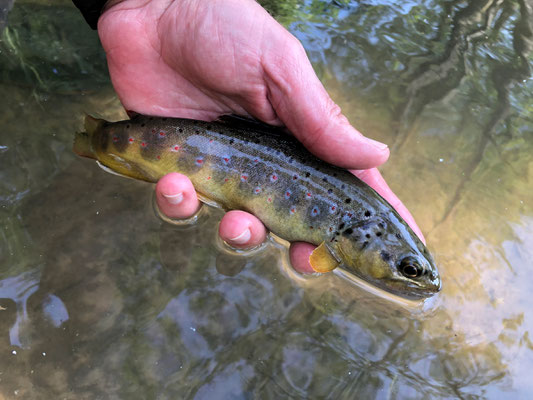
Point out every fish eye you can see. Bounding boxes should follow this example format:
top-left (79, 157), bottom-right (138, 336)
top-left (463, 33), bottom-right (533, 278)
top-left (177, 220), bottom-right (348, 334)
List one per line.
top-left (399, 257), bottom-right (422, 278)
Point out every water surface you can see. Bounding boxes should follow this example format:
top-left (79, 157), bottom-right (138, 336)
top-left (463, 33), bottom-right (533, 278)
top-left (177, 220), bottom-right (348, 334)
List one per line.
top-left (0, 0), bottom-right (532, 398)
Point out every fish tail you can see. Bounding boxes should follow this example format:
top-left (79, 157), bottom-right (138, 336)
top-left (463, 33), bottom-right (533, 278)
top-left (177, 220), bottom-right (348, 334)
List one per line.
top-left (73, 115), bottom-right (105, 159)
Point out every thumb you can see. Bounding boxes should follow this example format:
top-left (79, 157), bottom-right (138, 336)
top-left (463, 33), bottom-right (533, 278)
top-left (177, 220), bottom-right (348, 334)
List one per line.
top-left (263, 38), bottom-right (389, 170)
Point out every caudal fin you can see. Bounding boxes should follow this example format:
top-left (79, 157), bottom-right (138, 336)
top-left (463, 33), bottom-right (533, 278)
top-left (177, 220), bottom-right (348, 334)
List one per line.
top-left (72, 115), bottom-right (105, 159)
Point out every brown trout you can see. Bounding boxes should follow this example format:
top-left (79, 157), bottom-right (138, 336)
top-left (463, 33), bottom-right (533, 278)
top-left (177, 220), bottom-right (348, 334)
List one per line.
top-left (74, 114), bottom-right (441, 299)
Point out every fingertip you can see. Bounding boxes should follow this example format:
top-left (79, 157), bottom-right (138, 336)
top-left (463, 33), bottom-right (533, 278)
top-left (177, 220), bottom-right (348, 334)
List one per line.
top-left (156, 172), bottom-right (201, 219)
top-left (219, 210), bottom-right (267, 249)
top-left (289, 242), bottom-right (317, 274)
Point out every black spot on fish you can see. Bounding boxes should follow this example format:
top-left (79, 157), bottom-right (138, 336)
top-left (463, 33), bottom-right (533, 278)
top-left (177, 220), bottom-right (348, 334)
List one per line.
top-left (178, 128), bottom-right (183, 133)
top-left (335, 231), bottom-right (340, 236)
top-left (327, 188), bottom-right (333, 194)
top-left (141, 123), bottom-right (145, 127)
top-left (229, 139), bottom-right (234, 145)
top-left (380, 251), bottom-right (391, 261)
top-left (345, 198), bottom-right (351, 204)
top-left (365, 233), bottom-right (371, 239)
top-left (338, 223), bottom-right (345, 230)
top-left (378, 223), bottom-right (384, 229)
top-left (288, 158), bottom-right (293, 164)
top-left (305, 172), bottom-right (310, 178)
top-left (395, 233), bottom-right (402, 240)
top-left (362, 241), bottom-right (369, 249)
top-left (343, 228), bottom-right (353, 236)
top-left (333, 173), bottom-right (338, 177)
top-left (341, 184), bottom-right (346, 189)
top-left (376, 232), bottom-right (382, 237)
top-left (322, 177), bottom-right (328, 183)
top-left (365, 210), bottom-right (371, 217)
top-left (126, 124), bottom-right (130, 129)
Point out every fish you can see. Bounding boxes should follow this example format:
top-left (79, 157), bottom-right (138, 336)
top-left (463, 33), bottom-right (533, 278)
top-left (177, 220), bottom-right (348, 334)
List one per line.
top-left (73, 114), bottom-right (441, 299)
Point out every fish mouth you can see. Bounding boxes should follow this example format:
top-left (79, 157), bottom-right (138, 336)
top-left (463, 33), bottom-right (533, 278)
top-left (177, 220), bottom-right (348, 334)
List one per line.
top-left (339, 266), bottom-right (441, 300)
top-left (394, 277), bottom-right (442, 300)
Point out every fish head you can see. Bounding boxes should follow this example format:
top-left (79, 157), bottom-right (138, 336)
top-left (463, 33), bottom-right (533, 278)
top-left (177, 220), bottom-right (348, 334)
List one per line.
top-left (334, 213), bottom-right (441, 300)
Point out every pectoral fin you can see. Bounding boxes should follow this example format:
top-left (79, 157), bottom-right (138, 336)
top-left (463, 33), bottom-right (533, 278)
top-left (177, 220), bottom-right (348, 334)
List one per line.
top-left (309, 242), bottom-right (340, 273)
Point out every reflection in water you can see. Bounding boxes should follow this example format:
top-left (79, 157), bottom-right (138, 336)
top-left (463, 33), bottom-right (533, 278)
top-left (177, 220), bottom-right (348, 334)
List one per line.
top-left (0, 269), bottom-right (40, 347)
top-left (0, 0), bottom-right (532, 398)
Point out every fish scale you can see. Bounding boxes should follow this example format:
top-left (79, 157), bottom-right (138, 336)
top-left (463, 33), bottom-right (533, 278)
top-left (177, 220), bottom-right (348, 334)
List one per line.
top-left (73, 114), bottom-right (441, 299)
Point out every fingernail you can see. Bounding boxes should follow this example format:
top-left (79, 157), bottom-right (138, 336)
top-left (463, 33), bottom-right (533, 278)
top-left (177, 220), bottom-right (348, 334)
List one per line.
top-left (163, 192), bottom-right (183, 205)
top-left (365, 137), bottom-right (388, 151)
top-left (229, 228), bottom-right (251, 245)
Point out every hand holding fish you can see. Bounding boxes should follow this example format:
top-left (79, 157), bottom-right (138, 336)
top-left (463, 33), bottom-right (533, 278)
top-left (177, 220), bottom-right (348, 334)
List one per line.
top-left (97, 0), bottom-right (425, 274)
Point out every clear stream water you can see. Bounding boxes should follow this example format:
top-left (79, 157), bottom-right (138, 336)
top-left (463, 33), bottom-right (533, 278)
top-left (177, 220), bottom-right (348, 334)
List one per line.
top-left (0, 0), bottom-right (532, 398)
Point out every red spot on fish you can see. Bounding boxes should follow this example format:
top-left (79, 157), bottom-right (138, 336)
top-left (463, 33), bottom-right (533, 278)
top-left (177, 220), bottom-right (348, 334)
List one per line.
top-left (112, 136), bottom-right (119, 143)
top-left (254, 187), bottom-right (262, 194)
top-left (223, 157), bottom-right (229, 163)
top-left (159, 131), bottom-right (165, 137)
top-left (207, 176), bottom-right (211, 180)
top-left (329, 227), bottom-right (333, 232)
top-left (152, 129), bottom-right (156, 133)
top-left (290, 206), bottom-right (296, 215)
top-left (254, 159), bottom-right (259, 163)
top-left (209, 139), bottom-right (213, 143)
top-left (241, 174), bottom-right (248, 182)
top-left (307, 193), bottom-right (312, 198)
top-left (293, 175), bottom-right (298, 180)
top-left (267, 197), bottom-right (272, 203)
top-left (347, 213), bottom-right (353, 217)
top-left (141, 142), bottom-right (147, 147)
top-left (157, 155), bottom-right (161, 160)
top-left (224, 178), bottom-right (229, 182)
top-left (331, 206), bottom-right (336, 211)
top-left (128, 137), bottom-right (134, 143)
top-left (172, 145), bottom-right (180, 152)
top-left (196, 158), bottom-right (204, 165)
top-left (270, 174), bottom-right (278, 183)
top-left (285, 191), bottom-right (291, 198)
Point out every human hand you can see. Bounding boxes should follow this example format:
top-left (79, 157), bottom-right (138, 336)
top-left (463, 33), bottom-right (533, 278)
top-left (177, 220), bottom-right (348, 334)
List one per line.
top-left (98, 0), bottom-right (425, 273)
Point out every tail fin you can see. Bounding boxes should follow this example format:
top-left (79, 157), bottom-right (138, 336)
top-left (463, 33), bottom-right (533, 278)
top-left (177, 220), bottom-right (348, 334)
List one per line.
top-left (73, 115), bottom-right (105, 159)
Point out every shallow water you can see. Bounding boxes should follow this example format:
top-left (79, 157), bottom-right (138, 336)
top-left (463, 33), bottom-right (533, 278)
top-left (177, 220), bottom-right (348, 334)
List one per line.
top-left (0, 0), bottom-right (531, 398)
